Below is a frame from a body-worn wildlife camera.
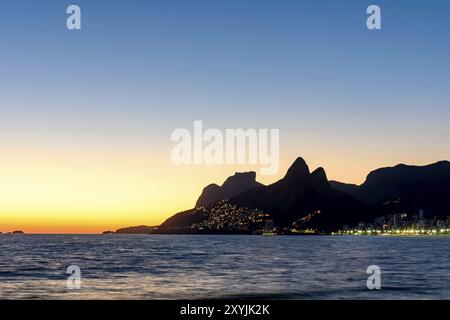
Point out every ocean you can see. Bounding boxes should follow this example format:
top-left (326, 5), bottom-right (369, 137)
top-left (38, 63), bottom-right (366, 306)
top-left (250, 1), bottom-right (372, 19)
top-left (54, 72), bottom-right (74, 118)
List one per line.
top-left (0, 234), bottom-right (449, 299)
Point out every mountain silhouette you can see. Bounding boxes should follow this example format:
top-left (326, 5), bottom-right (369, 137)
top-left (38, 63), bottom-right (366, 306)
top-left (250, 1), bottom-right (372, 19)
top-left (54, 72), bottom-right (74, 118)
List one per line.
top-left (330, 161), bottom-right (450, 218)
top-left (160, 157), bottom-right (374, 232)
top-left (195, 171), bottom-right (264, 208)
top-left (230, 157), bottom-right (373, 231)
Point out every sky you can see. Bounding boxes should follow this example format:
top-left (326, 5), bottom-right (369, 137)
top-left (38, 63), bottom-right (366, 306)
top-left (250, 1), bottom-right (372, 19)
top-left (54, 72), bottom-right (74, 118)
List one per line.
top-left (1, 0), bottom-right (450, 233)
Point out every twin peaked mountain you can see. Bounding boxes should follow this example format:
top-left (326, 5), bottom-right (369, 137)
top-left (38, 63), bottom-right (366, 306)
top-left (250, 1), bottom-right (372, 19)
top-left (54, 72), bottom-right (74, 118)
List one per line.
top-left (160, 157), bottom-right (450, 232)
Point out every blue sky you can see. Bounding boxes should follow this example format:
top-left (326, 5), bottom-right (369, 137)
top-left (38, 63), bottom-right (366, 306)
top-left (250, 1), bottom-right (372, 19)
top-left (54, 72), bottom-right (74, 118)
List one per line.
top-left (2, 1), bottom-right (449, 125)
top-left (1, 0), bottom-right (450, 161)
top-left (0, 1), bottom-right (450, 178)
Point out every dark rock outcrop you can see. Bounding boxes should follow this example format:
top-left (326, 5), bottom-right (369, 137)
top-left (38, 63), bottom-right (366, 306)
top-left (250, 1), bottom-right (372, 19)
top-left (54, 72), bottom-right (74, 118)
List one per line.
top-left (195, 171), bottom-right (264, 208)
top-left (115, 225), bottom-right (157, 234)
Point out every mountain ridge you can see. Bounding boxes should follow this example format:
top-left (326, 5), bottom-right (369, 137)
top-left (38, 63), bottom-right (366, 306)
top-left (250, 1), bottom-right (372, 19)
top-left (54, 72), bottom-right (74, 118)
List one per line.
top-left (330, 160), bottom-right (450, 218)
top-left (133, 158), bottom-right (450, 233)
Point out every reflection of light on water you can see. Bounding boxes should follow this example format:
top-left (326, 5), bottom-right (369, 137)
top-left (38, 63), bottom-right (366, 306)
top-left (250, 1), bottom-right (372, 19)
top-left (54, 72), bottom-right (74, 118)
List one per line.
top-left (1, 235), bottom-right (450, 299)
top-left (0, 273), bottom-right (285, 300)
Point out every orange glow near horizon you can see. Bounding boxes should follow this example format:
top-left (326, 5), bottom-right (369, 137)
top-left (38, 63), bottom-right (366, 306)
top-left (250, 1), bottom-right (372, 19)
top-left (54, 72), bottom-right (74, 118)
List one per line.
top-left (1, 139), bottom-right (448, 234)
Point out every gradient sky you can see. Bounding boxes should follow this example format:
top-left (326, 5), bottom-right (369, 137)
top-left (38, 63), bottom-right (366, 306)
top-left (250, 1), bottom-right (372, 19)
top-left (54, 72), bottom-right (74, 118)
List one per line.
top-left (1, 0), bottom-right (450, 233)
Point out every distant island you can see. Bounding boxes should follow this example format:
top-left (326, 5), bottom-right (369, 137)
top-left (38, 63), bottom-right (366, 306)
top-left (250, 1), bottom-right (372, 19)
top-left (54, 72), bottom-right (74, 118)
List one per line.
top-left (103, 225), bottom-right (158, 235)
top-left (111, 157), bottom-right (450, 236)
top-left (0, 230), bottom-right (25, 235)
